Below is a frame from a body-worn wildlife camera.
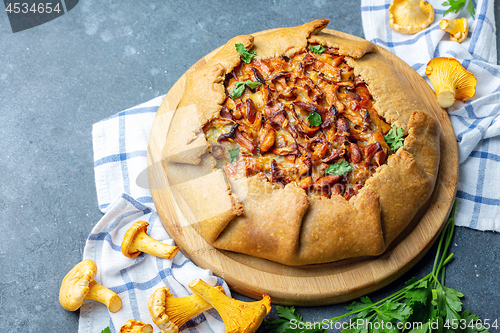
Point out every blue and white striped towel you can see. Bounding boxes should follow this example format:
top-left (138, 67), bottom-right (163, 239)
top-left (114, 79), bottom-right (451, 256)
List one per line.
top-left (362, 0), bottom-right (500, 231)
top-left (85, 96), bottom-right (228, 333)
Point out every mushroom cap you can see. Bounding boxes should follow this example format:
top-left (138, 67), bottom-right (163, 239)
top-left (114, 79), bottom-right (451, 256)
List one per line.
top-left (148, 287), bottom-right (179, 333)
top-left (59, 259), bottom-right (97, 311)
top-left (119, 319), bottom-right (154, 333)
top-left (121, 220), bottom-right (149, 258)
top-left (425, 57), bottom-right (477, 108)
top-left (439, 18), bottom-right (469, 43)
top-left (389, 0), bottom-right (435, 34)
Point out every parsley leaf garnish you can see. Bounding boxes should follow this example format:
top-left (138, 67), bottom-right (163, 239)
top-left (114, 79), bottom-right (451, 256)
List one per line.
top-left (101, 327), bottom-right (111, 333)
top-left (230, 80), bottom-right (262, 99)
top-left (266, 305), bottom-right (325, 333)
top-left (442, 0), bottom-right (475, 19)
top-left (325, 160), bottom-right (354, 177)
top-left (264, 200), bottom-right (491, 333)
top-left (306, 112), bottom-right (322, 127)
top-left (309, 44), bottom-right (325, 55)
top-left (384, 124), bottom-right (405, 151)
top-left (235, 43), bottom-right (257, 63)
top-left (228, 148), bottom-right (240, 163)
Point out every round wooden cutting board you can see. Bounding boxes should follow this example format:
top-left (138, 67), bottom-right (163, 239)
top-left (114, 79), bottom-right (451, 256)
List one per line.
top-left (147, 29), bottom-right (458, 305)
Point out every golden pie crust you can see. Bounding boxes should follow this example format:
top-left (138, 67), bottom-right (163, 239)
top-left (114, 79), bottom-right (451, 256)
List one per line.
top-left (161, 19), bottom-right (440, 266)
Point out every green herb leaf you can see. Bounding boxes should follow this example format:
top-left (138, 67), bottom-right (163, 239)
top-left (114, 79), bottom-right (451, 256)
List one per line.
top-left (307, 112), bottom-right (322, 127)
top-left (228, 148), bottom-right (240, 163)
top-left (432, 284), bottom-right (463, 322)
top-left (245, 80), bottom-right (262, 90)
top-left (325, 160), bottom-right (354, 177)
top-left (230, 82), bottom-right (246, 99)
top-left (277, 305), bottom-right (302, 321)
top-left (384, 124), bottom-right (405, 151)
top-left (265, 305), bottom-right (327, 333)
top-left (442, 0), bottom-right (475, 18)
top-left (309, 44), bottom-right (325, 55)
top-left (235, 43), bottom-right (257, 63)
top-left (101, 327), bottom-right (111, 333)
top-left (230, 80), bottom-right (262, 99)
top-left (466, 0), bottom-right (475, 19)
top-left (455, 310), bottom-right (490, 333)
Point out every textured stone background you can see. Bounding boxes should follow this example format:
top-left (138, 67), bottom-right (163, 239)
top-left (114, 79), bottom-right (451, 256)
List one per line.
top-left (1, 1), bottom-right (499, 332)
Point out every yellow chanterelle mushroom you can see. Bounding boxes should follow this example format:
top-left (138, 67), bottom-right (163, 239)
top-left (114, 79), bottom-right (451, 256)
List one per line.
top-left (121, 220), bottom-right (179, 259)
top-left (189, 279), bottom-right (271, 333)
top-left (119, 319), bottom-right (153, 333)
top-left (440, 18), bottom-right (469, 43)
top-left (59, 259), bottom-right (122, 313)
top-left (148, 285), bottom-right (225, 333)
top-left (389, 0), bottom-right (435, 34)
top-left (425, 57), bottom-right (477, 108)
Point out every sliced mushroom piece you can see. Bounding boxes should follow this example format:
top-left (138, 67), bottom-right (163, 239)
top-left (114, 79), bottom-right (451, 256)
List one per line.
top-left (425, 57), bottom-right (477, 108)
top-left (389, 0), bottom-right (434, 34)
top-left (313, 174), bottom-right (341, 192)
top-left (234, 130), bottom-right (257, 154)
top-left (217, 123), bottom-right (239, 142)
top-left (293, 100), bottom-right (321, 114)
top-left (323, 147), bottom-right (346, 164)
top-left (349, 144), bottom-right (362, 164)
top-left (251, 67), bottom-right (266, 84)
top-left (259, 122), bottom-right (276, 153)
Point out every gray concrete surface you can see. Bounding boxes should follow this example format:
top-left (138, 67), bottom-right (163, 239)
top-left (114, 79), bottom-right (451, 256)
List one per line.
top-left (1, 1), bottom-right (499, 332)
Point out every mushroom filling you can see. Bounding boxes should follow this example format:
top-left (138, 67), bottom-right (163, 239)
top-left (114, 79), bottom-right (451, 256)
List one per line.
top-left (203, 43), bottom-right (394, 199)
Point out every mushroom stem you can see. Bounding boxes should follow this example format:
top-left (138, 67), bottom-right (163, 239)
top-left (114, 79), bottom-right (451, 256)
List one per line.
top-left (130, 231), bottom-right (179, 259)
top-left (189, 279), bottom-right (271, 333)
top-left (435, 86), bottom-right (456, 109)
top-left (86, 280), bottom-right (122, 313)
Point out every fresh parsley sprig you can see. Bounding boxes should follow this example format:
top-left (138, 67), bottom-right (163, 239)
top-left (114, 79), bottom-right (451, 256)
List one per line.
top-left (228, 147), bottom-right (240, 163)
top-left (265, 201), bottom-right (491, 333)
top-left (442, 0), bottom-right (475, 19)
top-left (235, 43), bottom-right (257, 63)
top-left (230, 80), bottom-right (262, 99)
top-left (306, 112), bottom-right (322, 127)
top-left (384, 124), bottom-right (405, 151)
top-left (325, 160), bottom-right (354, 177)
top-left (309, 44), bottom-right (325, 55)
top-left (101, 327), bottom-right (111, 333)
top-left (265, 306), bottom-right (325, 333)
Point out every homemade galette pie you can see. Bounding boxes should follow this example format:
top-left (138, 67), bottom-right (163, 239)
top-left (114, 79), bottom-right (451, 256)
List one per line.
top-left (162, 19), bottom-right (440, 266)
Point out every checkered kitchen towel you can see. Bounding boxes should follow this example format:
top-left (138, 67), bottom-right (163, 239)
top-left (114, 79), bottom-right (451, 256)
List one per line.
top-left (362, 0), bottom-right (500, 231)
top-left (85, 95), bottom-right (228, 333)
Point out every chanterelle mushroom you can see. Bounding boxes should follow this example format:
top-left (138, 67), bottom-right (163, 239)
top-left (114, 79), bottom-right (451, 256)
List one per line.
top-left (440, 18), bottom-right (469, 43)
top-left (121, 220), bottom-right (179, 259)
top-left (425, 57), bottom-right (477, 108)
top-left (119, 319), bottom-right (153, 333)
top-left (59, 259), bottom-right (122, 312)
top-left (389, 0), bottom-right (434, 34)
top-left (189, 279), bottom-right (271, 333)
top-left (148, 285), bottom-right (225, 333)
